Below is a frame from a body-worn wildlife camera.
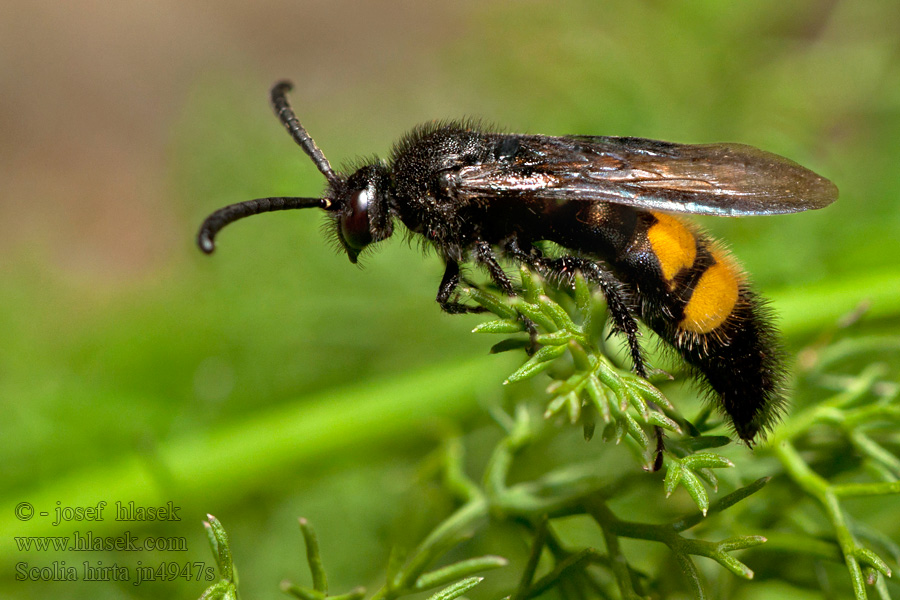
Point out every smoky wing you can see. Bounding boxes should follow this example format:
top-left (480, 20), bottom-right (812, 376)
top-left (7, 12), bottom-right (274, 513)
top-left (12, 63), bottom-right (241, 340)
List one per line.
top-left (451, 135), bottom-right (838, 216)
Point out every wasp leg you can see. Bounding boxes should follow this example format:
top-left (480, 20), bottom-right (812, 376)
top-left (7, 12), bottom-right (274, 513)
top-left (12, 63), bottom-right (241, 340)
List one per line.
top-left (472, 241), bottom-right (515, 294)
top-left (436, 260), bottom-right (486, 314)
top-left (504, 239), bottom-right (647, 377)
top-left (472, 241), bottom-right (539, 351)
top-left (505, 239), bottom-right (665, 470)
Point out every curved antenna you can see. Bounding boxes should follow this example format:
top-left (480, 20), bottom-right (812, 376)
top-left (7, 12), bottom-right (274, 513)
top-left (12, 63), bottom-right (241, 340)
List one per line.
top-left (197, 196), bottom-right (327, 253)
top-left (270, 80), bottom-right (338, 184)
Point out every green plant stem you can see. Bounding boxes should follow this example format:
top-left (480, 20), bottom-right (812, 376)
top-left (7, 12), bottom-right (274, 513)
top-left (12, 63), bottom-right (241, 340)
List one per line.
top-left (440, 437), bottom-right (483, 504)
top-left (755, 532), bottom-right (843, 562)
top-left (588, 499), bottom-right (706, 598)
top-left (773, 441), bottom-right (869, 599)
top-left (596, 513), bottom-right (645, 600)
top-left (299, 518), bottom-right (328, 594)
top-left (512, 518), bottom-right (549, 600)
top-left (526, 549), bottom-right (596, 599)
top-left (768, 377), bottom-right (881, 448)
top-left (370, 499), bottom-right (489, 600)
top-left (833, 480), bottom-right (900, 497)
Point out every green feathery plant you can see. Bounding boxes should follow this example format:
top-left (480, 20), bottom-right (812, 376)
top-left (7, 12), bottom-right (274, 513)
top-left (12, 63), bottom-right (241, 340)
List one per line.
top-left (199, 268), bottom-right (899, 600)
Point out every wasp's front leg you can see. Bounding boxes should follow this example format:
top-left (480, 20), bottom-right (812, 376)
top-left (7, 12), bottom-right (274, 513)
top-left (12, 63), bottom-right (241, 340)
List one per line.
top-left (436, 260), bottom-right (486, 314)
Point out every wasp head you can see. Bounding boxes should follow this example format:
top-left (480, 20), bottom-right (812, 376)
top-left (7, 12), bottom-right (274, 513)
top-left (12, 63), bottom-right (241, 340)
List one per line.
top-left (197, 81), bottom-right (395, 262)
top-left (327, 163), bottom-right (393, 263)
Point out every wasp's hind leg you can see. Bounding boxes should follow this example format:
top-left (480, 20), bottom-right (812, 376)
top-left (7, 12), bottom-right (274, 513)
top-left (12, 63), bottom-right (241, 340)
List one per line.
top-left (506, 238), bottom-right (666, 471)
top-left (505, 240), bottom-right (665, 469)
top-left (504, 240), bottom-right (647, 377)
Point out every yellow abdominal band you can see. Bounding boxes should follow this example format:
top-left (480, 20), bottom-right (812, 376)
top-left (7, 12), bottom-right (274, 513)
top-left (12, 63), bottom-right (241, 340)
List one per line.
top-left (647, 212), bottom-right (739, 335)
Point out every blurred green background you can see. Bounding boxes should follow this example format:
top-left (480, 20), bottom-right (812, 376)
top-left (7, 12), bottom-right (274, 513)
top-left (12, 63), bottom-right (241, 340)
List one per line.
top-left (2, 1), bottom-right (899, 598)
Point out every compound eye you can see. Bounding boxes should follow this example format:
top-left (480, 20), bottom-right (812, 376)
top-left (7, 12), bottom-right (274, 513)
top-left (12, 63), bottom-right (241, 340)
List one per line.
top-left (340, 188), bottom-right (373, 250)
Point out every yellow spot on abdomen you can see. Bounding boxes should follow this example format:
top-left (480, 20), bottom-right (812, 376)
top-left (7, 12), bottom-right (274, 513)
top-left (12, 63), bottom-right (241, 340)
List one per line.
top-left (647, 212), bottom-right (697, 285)
top-left (680, 250), bottom-right (740, 334)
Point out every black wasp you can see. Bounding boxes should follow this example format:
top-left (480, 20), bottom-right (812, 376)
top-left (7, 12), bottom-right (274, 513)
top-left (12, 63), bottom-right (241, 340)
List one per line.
top-left (198, 80), bottom-right (838, 445)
